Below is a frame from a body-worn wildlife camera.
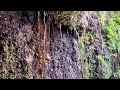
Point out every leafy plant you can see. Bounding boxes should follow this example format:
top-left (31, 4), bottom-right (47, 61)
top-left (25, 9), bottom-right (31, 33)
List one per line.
top-left (99, 11), bottom-right (120, 52)
top-left (113, 69), bottom-right (120, 78)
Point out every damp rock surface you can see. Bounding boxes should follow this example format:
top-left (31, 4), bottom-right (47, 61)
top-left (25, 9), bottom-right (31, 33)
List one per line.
top-left (0, 11), bottom-right (119, 79)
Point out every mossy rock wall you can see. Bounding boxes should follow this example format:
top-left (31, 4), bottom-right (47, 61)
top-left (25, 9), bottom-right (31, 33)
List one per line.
top-left (0, 11), bottom-right (119, 79)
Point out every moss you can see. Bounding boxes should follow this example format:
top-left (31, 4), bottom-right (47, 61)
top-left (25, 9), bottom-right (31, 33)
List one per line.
top-left (53, 11), bottom-right (73, 26)
top-left (3, 40), bottom-right (15, 78)
top-left (52, 11), bottom-right (82, 28)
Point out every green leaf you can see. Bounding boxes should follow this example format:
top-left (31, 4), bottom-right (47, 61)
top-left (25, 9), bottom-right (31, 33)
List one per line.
top-left (98, 55), bottom-right (104, 61)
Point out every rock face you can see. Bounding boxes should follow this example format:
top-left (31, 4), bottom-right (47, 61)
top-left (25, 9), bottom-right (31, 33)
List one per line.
top-left (46, 26), bottom-right (82, 79)
top-left (0, 11), bottom-right (119, 79)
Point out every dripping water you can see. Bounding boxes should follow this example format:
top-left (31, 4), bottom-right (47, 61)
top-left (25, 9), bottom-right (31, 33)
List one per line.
top-left (57, 23), bottom-right (63, 78)
top-left (43, 11), bottom-right (47, 79)
top-left (50, 18), bottom-right (57, 79)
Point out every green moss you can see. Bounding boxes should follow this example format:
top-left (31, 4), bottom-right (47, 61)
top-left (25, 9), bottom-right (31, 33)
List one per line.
top-left (2, 39), bottom-right (16, 79)
top-left (98, 55), bottom-right (104, 61)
